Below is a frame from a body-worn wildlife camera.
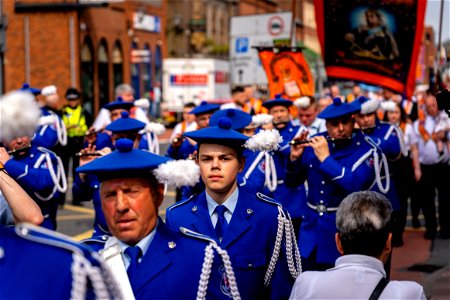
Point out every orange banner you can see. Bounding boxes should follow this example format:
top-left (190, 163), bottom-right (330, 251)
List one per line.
top-left (258, 48), bottom-right (315, 100)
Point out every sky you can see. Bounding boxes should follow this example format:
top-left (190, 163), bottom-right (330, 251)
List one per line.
top-left (425, 0), bottom-right (450, 44)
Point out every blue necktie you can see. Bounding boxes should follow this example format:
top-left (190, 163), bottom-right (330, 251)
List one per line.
top-left (125, 246), bottom-right (142, 281)
top-left (214, 205), bottom-right (228, 241)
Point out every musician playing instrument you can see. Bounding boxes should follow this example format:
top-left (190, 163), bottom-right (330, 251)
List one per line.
top-left (286, 97), bottom-right (381, 271)
top-left (0, 91), bottom-right (66, 230)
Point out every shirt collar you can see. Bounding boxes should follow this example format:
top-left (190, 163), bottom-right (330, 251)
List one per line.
top-left (206, 187), bottom-right (239, 217)
top-left (333, 254), bottom-right (386, 277)
top-left (118, 219), bottom-right (158, 257)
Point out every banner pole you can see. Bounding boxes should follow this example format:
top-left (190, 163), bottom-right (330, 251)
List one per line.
top-left (436, 0), bottom-right (445, 77)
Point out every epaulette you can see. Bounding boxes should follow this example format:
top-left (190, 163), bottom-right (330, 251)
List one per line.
top-left (167, 193), bottom-right (196, 211)
top-left (179, 227), bottom-right (216, 244)
top-left (82, 235), bottom-right (109, 245)
top-left (15, 223), bottom-right (92, 257)
top-left (256, 192), bottom-right (282, 207)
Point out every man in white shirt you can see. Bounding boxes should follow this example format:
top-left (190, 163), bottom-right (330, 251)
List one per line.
top-left (413, 94), bottom-right (450, 239)
top-left (292, 95), bottom-right (326, 137)
top-left (169, 102), bottom-right (198, 141)
top-left (92, 83), bottom-right (149, 131)
top-left (289, 191), bottom-right (426, 300)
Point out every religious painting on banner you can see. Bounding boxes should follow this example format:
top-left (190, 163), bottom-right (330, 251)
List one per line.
top-left (257, 47), bottom-right (315, 100)
top-left (314, 0), bottom-right (426, 98)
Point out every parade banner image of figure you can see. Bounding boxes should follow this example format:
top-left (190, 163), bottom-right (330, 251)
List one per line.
top-left (314, 0), bottom-right (426, 98)
top-left (257, 47), bottom-right (315, 100)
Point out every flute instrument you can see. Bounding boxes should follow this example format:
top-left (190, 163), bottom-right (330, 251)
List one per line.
top-left (7, 145), bottom-right (32, 154)
top-left (75, 151), bottom-right (103, 157)
top-left (289, 137), bottom-right (352, 145)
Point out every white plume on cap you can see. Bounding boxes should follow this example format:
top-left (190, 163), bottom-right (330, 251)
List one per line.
top-left (41, 85), bottom-right (57, 96)
top-left (380, 100), bottom-right (397, 112)
top-left (293, 97), bottom-right (311, 108)
top-left (251, 114), bottom-right (273, 127)
top-left (153, 159), bottom-right (200, 187)
top-left (245, 129), bottom-right (283, 152)
top-left (134, 98), bottom-right (150, 109)
top-left (360, 98), bottom-right (380, 114)
top-left (142, 122), bottom-right (166, 135)
top-left (0, 91), bottom-right (42, 143)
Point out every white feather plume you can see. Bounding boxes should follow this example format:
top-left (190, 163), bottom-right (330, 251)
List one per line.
top-left (134, 98), bottom-right (150, 109)
top-left (153, 159), bottom-right (200, 187)
top-left (293, 96), bottom-right (311, 108)
top-left (0, 91), bottom-right (42, 143)
top-left (251, 114), bottom-right (273, 127)
top-left (41, 85), bottom-right (57, 96)
top-left (142, 122), bottom-right (166, 135)
top-left (360, 98), bottom-right (380, 114)
top-left (244, 129), bottom-right (283, 152)
top-left (380, 100), bottom-right (397, 112)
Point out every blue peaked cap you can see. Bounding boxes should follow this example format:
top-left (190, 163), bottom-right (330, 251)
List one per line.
top-left (189, 101), bottom-right (220, 116)
top-left (184, 118), bottom-right (249, 147)
top-left (76, 138), bottom-right (171, 182)
top-left (103, 96), bottom-right (134, 111)
top-left (318, 97), bottom-right (360, 119)
top-left (19, 83), bottom-right (41, 96)
top-left (262, 94), bottom-right (293, 110)
top-left (209, 109), bottom-right (252, 131)
top-left (105, 111), bottom-right (146, 133)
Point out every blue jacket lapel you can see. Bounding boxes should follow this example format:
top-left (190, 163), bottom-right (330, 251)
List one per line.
top-left (220, 190), bottom-right (252, 248)
top-left (132, 221), bottom-right (175, 294)
top-left (191, 192), bottom-right (217, 239)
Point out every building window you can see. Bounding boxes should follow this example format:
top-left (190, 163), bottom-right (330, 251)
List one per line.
top-left (98, 39), bottom-right (109, 107)
top-left (113, 41), bottom-right (123, 90)
top-left (81, 37), bottom-right (94, 116)
top-left (154, 43), bottom-right (162, 84)
top-left (142, 43), bottom-right (152, 95)
top-left (131, 41), bottom-right (141, 97)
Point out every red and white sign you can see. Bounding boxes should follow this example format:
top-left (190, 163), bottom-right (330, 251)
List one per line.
top-left (268, 16), bottom-right (284, 36)
top-left (170, 74), bottom-right (208, 86)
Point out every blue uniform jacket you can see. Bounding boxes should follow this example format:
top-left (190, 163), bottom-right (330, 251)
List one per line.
top-left (33, 106), bottom-right (62, 150)
top-left (4, 144), bottom-right (62, 229)
top-left (285, 131), bottom-right (378, 264)
top-left (264, 122), bottom-right (307, 218)
top-left (84, 219), bottom-right (232, 299)
top-left (237, 149), bottom-right (266, 194)
top-left (166, 189), bottom-right (294, 300)
top-left (0, 223), bottom-right (118, 300)
top-left (359, 121), bottom-right (402, 210)
top-left (166, 138), bottom-right (197, 160)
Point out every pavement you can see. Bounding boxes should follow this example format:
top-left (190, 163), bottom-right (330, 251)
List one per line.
top-left (58, 127), bottom-right (450, 299)
top-left (391, 226), bottom-right (450, 299)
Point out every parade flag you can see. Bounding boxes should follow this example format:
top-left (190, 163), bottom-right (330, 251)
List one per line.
top-left (257, 47), bottom-right (315, 100)
top-left (314, 0), bottom-right (427, 98)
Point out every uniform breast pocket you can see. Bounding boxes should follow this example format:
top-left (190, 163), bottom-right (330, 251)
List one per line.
top-left (234, 252), bottom-right (267, 270)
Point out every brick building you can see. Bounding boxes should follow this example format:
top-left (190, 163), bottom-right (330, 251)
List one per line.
top-left (0, 0), bottom-right (166, 116)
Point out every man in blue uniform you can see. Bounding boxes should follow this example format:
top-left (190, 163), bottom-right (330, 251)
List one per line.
top-left (73, 111), bottom-right (155, 237)
top-left (286, 97), bottom-right (379, 271)
top-left (262, 95), bottom-right (307, 235)
top-left (0, 91), bottom-right (66, 230)
top-left (0, 223), bottom-right (120, 299)
top-left (166, 101), bottom-right (220, 161)
top-left (77, 138), bottom-right (238, 299)
top-left (209, 108), bottom-right (266, 194)
top-left (166, 118), bottom-right (298, 300)
top-left (352, 96), bottom-right (403, 246)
